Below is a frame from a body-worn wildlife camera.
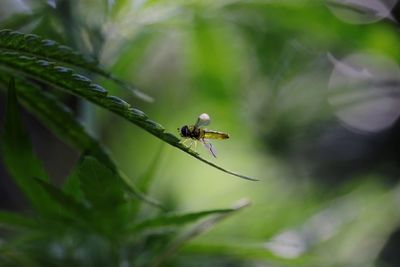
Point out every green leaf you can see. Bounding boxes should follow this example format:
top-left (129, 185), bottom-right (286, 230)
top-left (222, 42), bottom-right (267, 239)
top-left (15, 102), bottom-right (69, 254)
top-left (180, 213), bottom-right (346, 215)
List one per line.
top-left (131, 208), bottom-right (237, 232)
top-left (77, 156), bottom-right (126, 210)
top-left (62, 159), bottom-right (85, 201)
top-left (0, 78), bottom-right (54, 214)
top-left (68, 156), bottom-right (164, 209)
top-left (129, 144), bottom-right (166, 214)
top-left (0, 39), bottom-right (257, 181)
top-left (0, 75), bottom-right (162, 208)
top-left (151, 199), bottom-right (251, 267)
top-left (33, 178), bottom-right (90, 225)
top-left (119, 171), bottom-right (165, 209)
top-left (137, 144), bottom-right (165, 193)
top-left (0, 210), bottom-right (38, 230)
top-left (0, 29), bottom-right (152, 102)
top-left (0, 75), bottom-right (116, 170)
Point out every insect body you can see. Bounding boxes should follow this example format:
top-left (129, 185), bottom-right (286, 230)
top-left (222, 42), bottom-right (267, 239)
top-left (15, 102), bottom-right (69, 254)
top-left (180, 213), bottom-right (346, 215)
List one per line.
top-left (178, 113), bottom-right (229, 158)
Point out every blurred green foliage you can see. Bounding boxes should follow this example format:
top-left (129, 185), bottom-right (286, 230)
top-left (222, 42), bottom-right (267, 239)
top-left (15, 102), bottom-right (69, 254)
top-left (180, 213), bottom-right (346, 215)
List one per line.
top-left (1, 0), bottom-right (400, 266)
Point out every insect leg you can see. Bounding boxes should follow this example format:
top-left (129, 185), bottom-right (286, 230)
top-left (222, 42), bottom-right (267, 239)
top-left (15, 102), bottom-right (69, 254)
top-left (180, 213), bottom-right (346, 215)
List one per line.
top-left (180, 138), bottom-right (189, 145)
top-left (187, 139), bottom-right (195, 149)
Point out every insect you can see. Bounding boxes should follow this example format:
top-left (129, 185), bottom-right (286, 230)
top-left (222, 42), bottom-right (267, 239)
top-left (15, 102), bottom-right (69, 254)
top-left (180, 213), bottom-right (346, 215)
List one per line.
top-left (178, 113), bottom-right (229, 158)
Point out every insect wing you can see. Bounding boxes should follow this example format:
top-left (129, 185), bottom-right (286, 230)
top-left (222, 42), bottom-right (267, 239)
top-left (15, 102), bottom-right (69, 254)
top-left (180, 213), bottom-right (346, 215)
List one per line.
top-left (195, 113), bottom-right (211, 128)
top-left (201, 139), bottom-right (217, 158)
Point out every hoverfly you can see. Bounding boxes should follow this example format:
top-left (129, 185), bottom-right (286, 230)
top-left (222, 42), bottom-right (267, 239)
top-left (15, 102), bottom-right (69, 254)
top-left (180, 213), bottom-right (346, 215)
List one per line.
top-left (178, 113), bottom-right (229, 158)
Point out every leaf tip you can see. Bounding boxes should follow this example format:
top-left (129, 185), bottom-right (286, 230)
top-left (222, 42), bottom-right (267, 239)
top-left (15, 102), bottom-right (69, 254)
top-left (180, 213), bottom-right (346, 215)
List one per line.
top-left (132, 89), bottom-right (154, 103)
top-left (231, 198), bottom-right (252, 210)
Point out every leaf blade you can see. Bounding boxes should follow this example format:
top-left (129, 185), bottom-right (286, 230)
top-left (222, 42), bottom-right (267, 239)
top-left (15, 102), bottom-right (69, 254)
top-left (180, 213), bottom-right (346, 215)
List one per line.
top-left (151, 199), bottom-right (251, 267)
top-left (0, 29), bottom-right (152, 102)
top-left (131, 208), bottom-right (236, 232)
top-left (33, 178), bottom-right (88, 221)
top-left (0, 48), bottom-right (256, 181)
top-left (0, 78), bottom-right (55, 214)
top-left (0, 211), bottom-right (38, 230)
top-left (77, 156), bottom-right (125, 210)
top-left (0, 75), bottom-right (163, 207)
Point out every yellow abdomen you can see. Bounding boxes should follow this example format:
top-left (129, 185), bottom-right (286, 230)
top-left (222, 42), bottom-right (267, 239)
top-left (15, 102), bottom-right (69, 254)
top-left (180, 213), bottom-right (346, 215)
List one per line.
top-left (202, 130), bottom-right (230, 140)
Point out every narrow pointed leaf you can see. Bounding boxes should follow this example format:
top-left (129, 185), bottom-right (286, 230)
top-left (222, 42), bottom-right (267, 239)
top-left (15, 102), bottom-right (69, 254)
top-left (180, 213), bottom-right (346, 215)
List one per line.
top-left (0, 211), bottom-right (38, 230)
top-left (137, 145), bottom-right (165, 193)
top-left (151, 199), bottom-right (251, 267)
top-left (62, 165), bottom-right (84, 202)
top-left (33, 178), bottom-right (88, 220)
top-left (0, 75), bottom-right (162, 207)
top-left (119, 171), bottom-right (165, 208)
top-left (75, 156), bottom-right (165, 211)
top-left (0, 29), bottom-right (152, 101)
top-left (131, 208), bottom-right (236, 232)
top-left (0, 78), bottom-right (55, 214)
top-left (0, 50), bottom-right (256, 181)
top-left (0, 75), bottom-right (116, 170)
top-left (33, 178), bottom-right (95, 231)
top-left (77, 156), bottom-right (126, 210)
